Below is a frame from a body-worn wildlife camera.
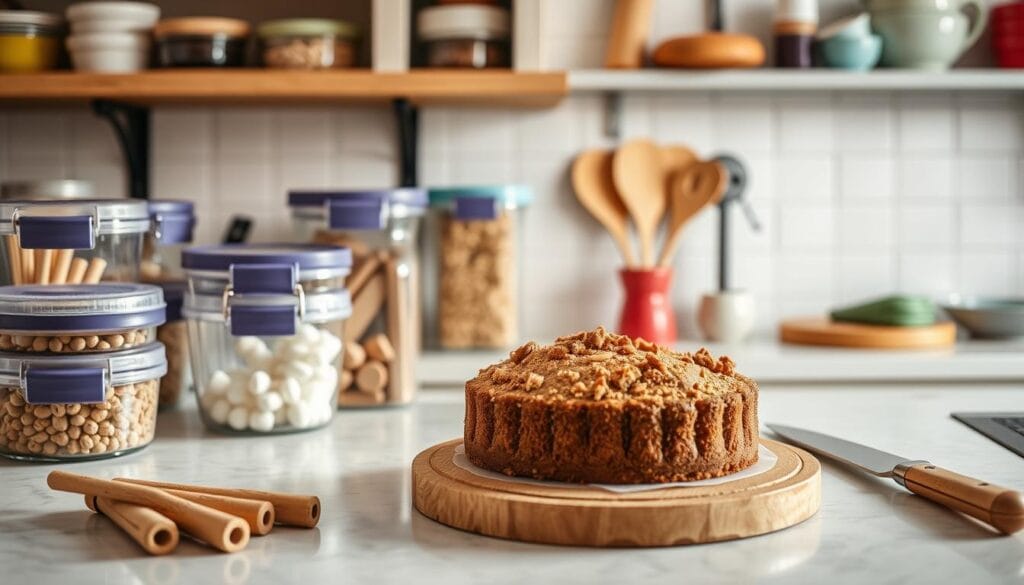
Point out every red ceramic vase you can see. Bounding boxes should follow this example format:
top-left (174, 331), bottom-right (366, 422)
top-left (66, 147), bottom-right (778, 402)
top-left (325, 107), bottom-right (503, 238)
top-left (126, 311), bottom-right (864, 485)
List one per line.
top-left (617, 268), bottom-right (677, 345)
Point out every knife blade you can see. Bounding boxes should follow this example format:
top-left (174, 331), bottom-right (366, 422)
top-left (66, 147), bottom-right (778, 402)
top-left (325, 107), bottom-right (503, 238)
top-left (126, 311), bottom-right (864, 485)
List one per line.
top-left (767, 423), bottom-right (1024, 535)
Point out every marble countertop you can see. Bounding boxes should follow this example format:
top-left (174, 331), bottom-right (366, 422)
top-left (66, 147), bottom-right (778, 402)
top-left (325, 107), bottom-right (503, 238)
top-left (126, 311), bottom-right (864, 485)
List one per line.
top-left (418, 338), bottom-right (1024, 386)
top-left (2, 385), bottom-right (1023, 585)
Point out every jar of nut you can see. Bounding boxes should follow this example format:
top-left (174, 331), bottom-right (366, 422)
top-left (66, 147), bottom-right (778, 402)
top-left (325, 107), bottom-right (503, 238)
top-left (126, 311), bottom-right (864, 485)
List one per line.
top-left (287, 188), bottom-right (427, 408)
top-left (0, 199), bottom-right (151, 286)
top-left (182, 244), bottom-right (352, 434)
top-left (425, 185), bottom-right (531, 350)
top-left (418, 4), bottom-right (510, 68)
top-left (0, 283), bottom-right (167, 461)
top-left (155, 281), bottom-right (190, 409)
top-left (141, 199), bottom-right (195, 283)
top-left (257, 18), bottom-right (358, 69)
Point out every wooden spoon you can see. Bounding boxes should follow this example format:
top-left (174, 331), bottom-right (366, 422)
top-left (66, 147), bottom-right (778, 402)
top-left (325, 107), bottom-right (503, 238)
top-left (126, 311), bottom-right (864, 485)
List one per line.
top-left (612, 138), bottom-right (666, 267)
top-left (660, 144), bottom-right (697, 207)
top-left (657, 160), bottom-right (727, 267)
top-left (571, 149), bottom-right (635, 266)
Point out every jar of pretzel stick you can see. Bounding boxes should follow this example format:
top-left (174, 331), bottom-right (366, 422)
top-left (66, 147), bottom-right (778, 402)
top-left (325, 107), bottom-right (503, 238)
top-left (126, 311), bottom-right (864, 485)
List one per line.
top-left (0, 283), bottom-right (167, 461)
top-left (142, 200), bottom-right (195, 283)
top-left (287, 189), bottom-right (426, 408)
top-left (0, 199), bottom-right (151, 286)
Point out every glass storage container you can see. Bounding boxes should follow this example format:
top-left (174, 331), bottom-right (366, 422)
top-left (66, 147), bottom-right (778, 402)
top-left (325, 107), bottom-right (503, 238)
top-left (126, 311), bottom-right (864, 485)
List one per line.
top-left (153, 17), bottom-right (249, 67)
top-left (288, 189), bottom-right (426, 408)
top-left (1, 180), bottom-right (94, 201)
top-left (141, 199), bottom-right (195, 282)
top-left (182, 244), bottom-right (352, 434)
top-left (417, 5), bottom-right (510, 68)
top-left (156, 281), bottom-right (190, 409)
top-left (0, 284), bottom-right (167, 461)
top-left (425, 185), bottom-right (531, 350)
top-left (0, 199), bottom-right (150, 286)
top-left (257, 18), bottom-right (357, 69)
top-left (0, 10), bottom-right (63, 73)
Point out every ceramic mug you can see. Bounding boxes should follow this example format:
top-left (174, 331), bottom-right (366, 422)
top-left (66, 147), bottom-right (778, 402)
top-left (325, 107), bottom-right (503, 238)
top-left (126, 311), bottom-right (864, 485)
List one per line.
top-left (868, 0), bottom-right (987, 69)
top-left (697, 290), bottom-right (755, 343)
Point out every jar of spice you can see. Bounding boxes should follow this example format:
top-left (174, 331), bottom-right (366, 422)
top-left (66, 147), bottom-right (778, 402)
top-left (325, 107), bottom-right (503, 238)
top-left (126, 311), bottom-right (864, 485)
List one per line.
top-left (0, 283), bottom-right (167, 461)
top-left (153, 17), bottom-right (249, 67)
top-left (0, 199), bottom-right (151, 286)
top-left (141, 199), bottom-right (195, 282)
top-left (288, 188), bottom-right (426, 408)
top-left (425, 185), bottom-right (531, 350)
top-left (156, 281), bottom-right (190, 409)
top-left (0, 10), bottom-right (63, 73)
top-left (418, 4), bottom-right (510, 68)
top-left (257, 18), bottom-right (358, 69)
top-left (183, 244), bottom-right (352, 434)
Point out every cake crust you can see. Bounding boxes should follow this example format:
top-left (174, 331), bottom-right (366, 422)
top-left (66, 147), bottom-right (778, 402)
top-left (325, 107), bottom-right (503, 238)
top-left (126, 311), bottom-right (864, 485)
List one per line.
top-left (463, 327), bottom-right (759, 484)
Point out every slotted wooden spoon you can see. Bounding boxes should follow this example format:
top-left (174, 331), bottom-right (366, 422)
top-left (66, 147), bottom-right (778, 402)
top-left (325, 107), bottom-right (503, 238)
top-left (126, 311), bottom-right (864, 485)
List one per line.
top-left (657, 160), bottom-right (727, 267)
top-left (612, 139), bottom-right (666, 267)
top-left (571, 149), bottom-right (635, 266)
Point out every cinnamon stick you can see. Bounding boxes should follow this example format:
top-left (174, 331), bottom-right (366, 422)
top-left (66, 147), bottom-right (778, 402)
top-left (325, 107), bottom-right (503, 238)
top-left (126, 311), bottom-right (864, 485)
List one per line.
top-left (83, 257), bottom-right (107, 284)
top-left (5, 235), bottom-right (21, 285)
top-left (36, 249), bottom-right (52, 285)
top-left (116, 478), bottom-right (321, 528)
top-left (346, 253), bottom-right (382, 297)
top-left (48, 471), bottom-right (250, 552)
top-left (66, 258), bottom-right (88, 284)
top-left (142, 486), bottom-right (274, 536)
top-left (51, 249), bottom-right (74, 284)
top-left (85, 494), bottom-right (179, 556)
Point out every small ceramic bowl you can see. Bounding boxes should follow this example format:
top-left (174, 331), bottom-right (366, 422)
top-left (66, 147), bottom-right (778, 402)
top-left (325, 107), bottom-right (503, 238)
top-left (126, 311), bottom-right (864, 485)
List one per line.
top-left (942, 297), bottom-right (1024, 339)
top-left (821, 34), bottom-right (883, 70)
top-left (817, 13), bottom-right (872, 40)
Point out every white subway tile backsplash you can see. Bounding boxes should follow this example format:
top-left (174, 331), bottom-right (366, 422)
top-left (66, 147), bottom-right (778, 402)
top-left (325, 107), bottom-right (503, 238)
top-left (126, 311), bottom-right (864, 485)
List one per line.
top-left (152, 108), bottom-right (212, 163)
top-left (837, 253), bottom-right (897, 303)
top-left (69, 113), bottom-right (121, 165)
top-left (516, 104), bottom-right (579, 157)
top-left (959, 106), bottom-right (1022, 151)
top-left (960, 204), bottom-right (1019, 246)
top-left (835, 95), bottom-right (893, 152)
top-left (897, 252), bottom-right (956, 295)
top-left (779, 205), bottom-right (835, 250)
top-left (837, 205), bottom-right (894, 252)
top-left (959, 155), bottom-right (1016, 200)
top-left (650, 95), bottom-right (714, 151)
top-left (778, 96), bottom-right (833, 153)
top-left (712, 96), bottom-right (774, 153)
top-left (776, 254), bottom-right (835, 298)
top-left (898, 95), bottom-right (955, 152)
top-left (215, 109), bottom-right (273, 157)
top-left (898, 204), bottom-right (956, 249)
top-left (839, 155), bottom-right (894, 200)
top-left (958, 252), bottom-right (1016, 296)
top-left (776, 155), bottom-right (832, 201)
top-left (279, 108), bottom-right (335, 154)
top-left (336, 107), bottom-right (395, 156)
top-left (898, 155), bottom-right (954, 200)
top-left (9, 112), bottom-right (66, 165)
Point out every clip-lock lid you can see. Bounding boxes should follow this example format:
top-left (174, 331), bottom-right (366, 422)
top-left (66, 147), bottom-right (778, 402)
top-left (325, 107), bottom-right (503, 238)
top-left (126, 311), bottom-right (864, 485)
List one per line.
top-left (0, 343), bottom-right (167, 404)
top-left (0, 199), bottom-right (151, 249)
top-left (148, 199), bottom-right (195, 244)
top-left (0, 284), bottom-right (166, 333)
top-left (429, 185), bottom-right (532, 220)
top-left (288, 188), bottom-right (427, 229)
top-left (182, 243), bottom-right (352, 277)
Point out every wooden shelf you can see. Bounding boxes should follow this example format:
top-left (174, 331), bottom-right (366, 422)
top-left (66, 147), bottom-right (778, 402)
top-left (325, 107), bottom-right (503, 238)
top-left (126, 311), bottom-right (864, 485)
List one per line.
top-left (0, 70), bottom-right (568, 107)
top-left (570, 69), bottom-right (1024, 92)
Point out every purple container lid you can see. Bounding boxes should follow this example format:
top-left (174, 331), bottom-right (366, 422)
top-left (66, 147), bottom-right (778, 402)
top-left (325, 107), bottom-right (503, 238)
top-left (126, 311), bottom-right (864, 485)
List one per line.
top-left (159, 281), bottom-right (186, 322)
top-left (181, 243), bottom-right (352, 273)
top-left (0, 284), bottom-right (166, 332)
top-left (149, 199), bottom-right (195, 245)
top-left (287, 188), bottom-right (428, 209)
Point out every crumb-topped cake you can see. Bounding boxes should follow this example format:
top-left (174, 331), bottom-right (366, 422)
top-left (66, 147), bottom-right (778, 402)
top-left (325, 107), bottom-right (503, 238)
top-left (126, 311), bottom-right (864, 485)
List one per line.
top-left (463, 327), bottom-right (759, 484)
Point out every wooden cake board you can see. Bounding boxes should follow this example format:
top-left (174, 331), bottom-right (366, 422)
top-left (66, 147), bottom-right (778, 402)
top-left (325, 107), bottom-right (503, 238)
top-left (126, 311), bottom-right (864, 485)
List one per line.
top-left (779, 316), bottom-right (957, 349)
top-left (412, 438), bottom-right (820, 547)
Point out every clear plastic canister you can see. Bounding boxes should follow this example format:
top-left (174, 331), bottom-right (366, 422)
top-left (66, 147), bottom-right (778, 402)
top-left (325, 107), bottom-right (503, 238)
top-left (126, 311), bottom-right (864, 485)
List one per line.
top-left (0, 199), bottom-right (150, 286)
top-left (156, 281), bottom-right (191, 409)
top-left (425, 185), bottom-right (531, 350)
top-left (142, 199), bottom-right (195, 282)
top-left (182, 244), bottom-right (352, 434)
top-left (288, 188), bottom-right (426, 408)
top-left (0, 283), bottom-right (167, 461)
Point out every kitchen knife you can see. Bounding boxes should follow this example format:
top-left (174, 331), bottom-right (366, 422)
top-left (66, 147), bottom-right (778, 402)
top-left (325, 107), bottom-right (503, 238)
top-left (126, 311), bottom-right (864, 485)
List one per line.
top-left (767, 423), bottom-right (1024, 535)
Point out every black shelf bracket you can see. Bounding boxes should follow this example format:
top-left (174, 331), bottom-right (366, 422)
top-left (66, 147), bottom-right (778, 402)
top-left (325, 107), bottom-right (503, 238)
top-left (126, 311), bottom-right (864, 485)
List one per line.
top-left (393, 98), bottom-right (419, 187)
top-left (92, 100), bottom-right (150, 200)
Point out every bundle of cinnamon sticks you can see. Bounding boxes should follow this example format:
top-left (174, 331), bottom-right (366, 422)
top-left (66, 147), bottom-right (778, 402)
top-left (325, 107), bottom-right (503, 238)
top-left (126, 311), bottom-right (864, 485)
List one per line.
top-left (4, 236), bottom-right (107, 285)
top-left (48, 471), bottom-right (321, 555)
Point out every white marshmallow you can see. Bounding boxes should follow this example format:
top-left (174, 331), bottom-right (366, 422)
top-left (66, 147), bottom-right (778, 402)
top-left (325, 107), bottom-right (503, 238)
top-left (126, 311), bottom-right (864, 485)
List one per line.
top-left (279, 377), bottom-right (302, 405)
top-left (244, 346), bottom-right (274, 370)
top-left (234, 336), bottom-right (265, 357)
top-left (226, 382), bottom-right (249, 406)
top-left (286, 403), bottom-right (312, 428)
top-left (285, 341), bottom-right (310, 360)
top-left (257, 391), bottom-right (284, 413)
top-left (227, 406), bottom-right (249, 430)
top-left (274, 407), bottom-right (288, 425)
top-left (207, 370), bottom-right (231, 395)
top-left (281, 360), bottom-right (313, 381)
top-left (248, 370), bottom-right (271, 395)
top-left (298, 323), bottom-right (320, 344)
top-left (249, 411), bottom-right (275, 432)
top-left (209, 399), bottom-right (231, 424)
top-left (317, 332), bottom-right (342, 364)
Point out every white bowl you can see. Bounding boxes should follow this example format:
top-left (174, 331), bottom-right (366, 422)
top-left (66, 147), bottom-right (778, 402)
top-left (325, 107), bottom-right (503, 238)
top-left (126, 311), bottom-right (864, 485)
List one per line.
top-left (697, 290), bottom-right (756, 343)
top-left (72, 18), bottom-right (155, 33)
top-left (66, 2), bottom-right (159, 26)
top-left (69, 48), bottom-right (149, 72)
top-left (67, 32), bottom-right (150, 52)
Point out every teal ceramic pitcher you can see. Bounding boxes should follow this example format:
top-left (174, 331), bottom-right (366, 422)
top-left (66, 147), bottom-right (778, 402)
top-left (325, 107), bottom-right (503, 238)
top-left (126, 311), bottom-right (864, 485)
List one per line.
top-left (867, 0), bottom-right (988, 69)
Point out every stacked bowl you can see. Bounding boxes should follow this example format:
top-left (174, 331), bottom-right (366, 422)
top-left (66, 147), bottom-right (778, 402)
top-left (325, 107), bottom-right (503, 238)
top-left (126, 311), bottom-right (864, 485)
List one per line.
top-left (993, 1), bottom-right (1024, 68)
top-left (65, 1), bottom-right (159, 72)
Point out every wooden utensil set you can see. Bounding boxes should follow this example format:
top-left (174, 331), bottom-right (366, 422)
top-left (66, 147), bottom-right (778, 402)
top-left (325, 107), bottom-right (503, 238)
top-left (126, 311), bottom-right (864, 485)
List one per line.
top-left (47, 471), bottom-right (320, 556)
top-left (572, 138), bottom-right (728, 269)
top-left (4, 235), bottom-right (107, 285)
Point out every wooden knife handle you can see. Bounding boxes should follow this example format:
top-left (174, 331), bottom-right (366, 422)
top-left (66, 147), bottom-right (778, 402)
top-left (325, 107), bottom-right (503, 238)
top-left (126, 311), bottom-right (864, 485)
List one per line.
top-left (902, 463), bottom-right (1024, 535)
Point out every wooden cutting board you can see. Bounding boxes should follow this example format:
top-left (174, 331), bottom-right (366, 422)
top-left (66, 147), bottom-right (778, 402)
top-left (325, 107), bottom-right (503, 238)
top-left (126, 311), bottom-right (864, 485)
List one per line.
top-left (412, 438), bottom-right (820, 547)
top-left (780, 317), bottom-right (957, 349)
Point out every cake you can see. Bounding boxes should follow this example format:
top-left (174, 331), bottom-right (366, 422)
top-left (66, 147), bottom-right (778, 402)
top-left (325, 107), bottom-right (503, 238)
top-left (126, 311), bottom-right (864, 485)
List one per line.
top-left (463, 327), bottom-right (759, 484)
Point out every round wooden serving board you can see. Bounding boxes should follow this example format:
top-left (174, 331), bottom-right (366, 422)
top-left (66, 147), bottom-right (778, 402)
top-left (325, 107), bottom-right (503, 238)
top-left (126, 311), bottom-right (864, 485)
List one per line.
top-left (780, 316), bottom-right (957, 349)
top-left (412, 438), bottom-right (820, 547)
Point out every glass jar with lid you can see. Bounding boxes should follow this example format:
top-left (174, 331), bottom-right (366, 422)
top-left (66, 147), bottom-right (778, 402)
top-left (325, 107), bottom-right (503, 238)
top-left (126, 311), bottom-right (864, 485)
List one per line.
top-left (257, 18), bottom-right (358, 69)
top-left (141, 199), bottom-right (195, 282)
top-left (0, 10), bottom-right (64, 72)
top-left (417, 4), bottom-right (510, 68)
